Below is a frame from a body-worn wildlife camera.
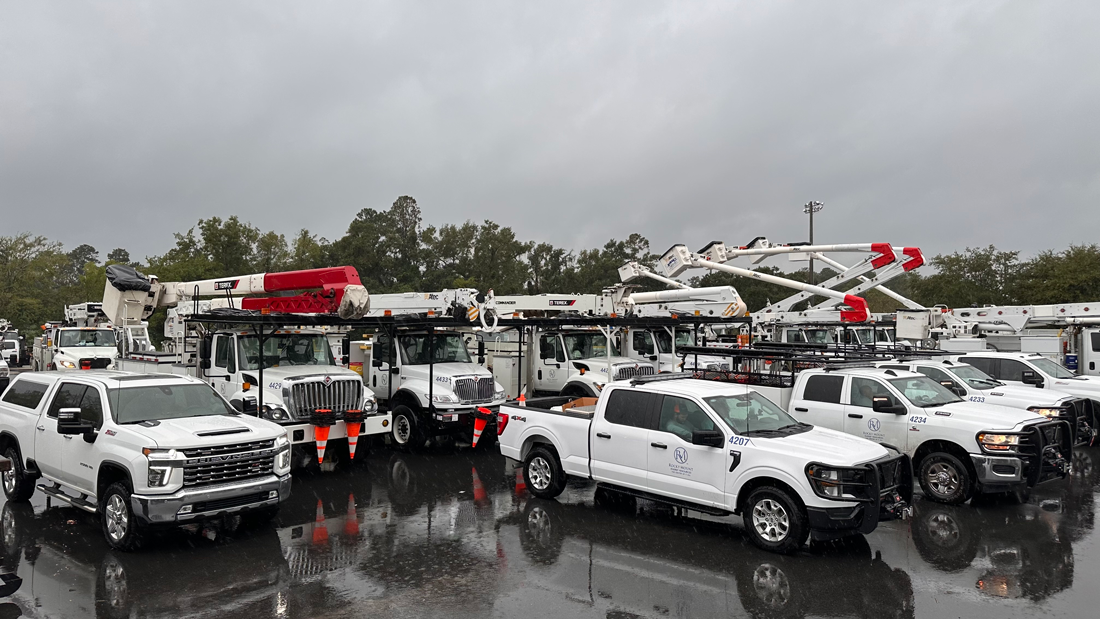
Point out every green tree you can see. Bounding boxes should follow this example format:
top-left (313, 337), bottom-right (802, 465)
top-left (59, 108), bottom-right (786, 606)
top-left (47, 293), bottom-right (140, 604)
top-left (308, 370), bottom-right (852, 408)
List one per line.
top-left (0, 233), bottom-right (72, 331)
top-left (198, 216), bottom-right (260, 276)
top-left (254, 231), bottom-right (290, 272)
top-left (911, 245), bottom-right (1019, 307)
top-left (527, 242), bottom-right (577, 294)
top-left (468, 221), bottom-right (532, 294)
top-left (107, 248), bottom-right (132, 265)
top-left (289, 230), bottom-right (331, 271)
top-left (421, 221), bottom-right (478, 290)
top-left (1015, 244), bottom-right (1100, 304)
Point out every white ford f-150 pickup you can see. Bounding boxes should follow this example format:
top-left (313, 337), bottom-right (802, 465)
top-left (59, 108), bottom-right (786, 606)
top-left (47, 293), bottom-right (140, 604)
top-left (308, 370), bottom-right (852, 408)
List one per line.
top-left (787, 367), bottom-right (1072, 505)
top-left (0, 371), bottom-right (292, 550)
top-left (496, 375), bottom-right (912, 553)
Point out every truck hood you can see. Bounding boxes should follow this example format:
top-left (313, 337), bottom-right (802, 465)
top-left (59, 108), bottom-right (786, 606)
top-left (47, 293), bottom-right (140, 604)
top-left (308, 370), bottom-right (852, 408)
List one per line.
top-left (128, 414), bottom-right (284, 449)
top-left (977, 383), bottom-right (1074, 405)
top-left (763, 426), bottom-right (889, 465)
top-left (247, 366), bottom-right (359, 382)
top-left (926, 401), bottom-right (1042, 430)
top-left (402, 363), bottom-right (493, 382)
top-left (1048, 375), bottom-right (1100, 396)
top-left (573, 357), bottom-right (648, 371)
top-left (56, 347), bottom-right (117, 359)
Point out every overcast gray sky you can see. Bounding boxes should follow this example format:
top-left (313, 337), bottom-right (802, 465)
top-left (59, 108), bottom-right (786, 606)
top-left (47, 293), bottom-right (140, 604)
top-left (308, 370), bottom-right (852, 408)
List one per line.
top-left (2, 1), bottom-right (1098, 268)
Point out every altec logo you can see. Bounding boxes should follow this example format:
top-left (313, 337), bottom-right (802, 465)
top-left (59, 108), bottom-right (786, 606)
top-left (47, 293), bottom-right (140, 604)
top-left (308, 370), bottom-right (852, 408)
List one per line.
top-left (214, 280), bottom-right (239, 291)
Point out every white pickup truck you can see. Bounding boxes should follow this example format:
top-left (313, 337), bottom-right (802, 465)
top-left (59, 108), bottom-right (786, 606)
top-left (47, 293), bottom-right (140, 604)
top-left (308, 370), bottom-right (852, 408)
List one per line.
top-left (496, 375), bottom-right (912, 553)
top-left (0, 371), bottom-right (291, 550)
top-left (876, 358), bottom-right (1094, 446)
top-left (787, 367), bottom-right (1072, 505)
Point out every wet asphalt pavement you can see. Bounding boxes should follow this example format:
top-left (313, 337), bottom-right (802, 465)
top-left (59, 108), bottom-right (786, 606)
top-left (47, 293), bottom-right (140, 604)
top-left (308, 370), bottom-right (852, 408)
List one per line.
top-left (1, 441), bottom-right (1099, 619)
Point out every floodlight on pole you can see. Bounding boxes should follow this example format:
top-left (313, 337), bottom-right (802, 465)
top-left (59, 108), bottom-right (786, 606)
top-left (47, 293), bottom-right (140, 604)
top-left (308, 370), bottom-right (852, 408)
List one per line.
top-left (803, 201), bottom-right (824, 288)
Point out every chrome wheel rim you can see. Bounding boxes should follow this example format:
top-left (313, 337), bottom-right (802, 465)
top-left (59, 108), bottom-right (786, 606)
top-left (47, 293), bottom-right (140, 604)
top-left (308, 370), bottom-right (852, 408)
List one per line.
top-left (105, 495), bottom-right (129, 542)
top-left (752, 563), bottom-right (791, 608)
top-left (528, 457), bottom-right (552, 491)
top-left (927, 462), bottom-right (960, 498)
top-left (751, 498), bottom-right (789, 543)
top-left (2, 466), bottom-right (15, 495)
top-left (394, 415), bottom-right (411, 444)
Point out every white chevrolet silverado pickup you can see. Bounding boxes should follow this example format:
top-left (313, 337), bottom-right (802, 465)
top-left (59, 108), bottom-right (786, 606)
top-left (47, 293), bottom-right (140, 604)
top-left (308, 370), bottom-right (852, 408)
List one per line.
top-left (0, 371), bottom-right (291, 550)
top-left (496, 375), bottom-right (912, 553)
top-left (787, 367), bottom-right (1072, 505)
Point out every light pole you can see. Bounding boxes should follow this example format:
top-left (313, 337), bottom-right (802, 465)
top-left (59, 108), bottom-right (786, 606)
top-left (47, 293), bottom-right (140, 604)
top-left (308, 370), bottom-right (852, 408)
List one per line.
top-left (803, 201), bottom-right (824, 286)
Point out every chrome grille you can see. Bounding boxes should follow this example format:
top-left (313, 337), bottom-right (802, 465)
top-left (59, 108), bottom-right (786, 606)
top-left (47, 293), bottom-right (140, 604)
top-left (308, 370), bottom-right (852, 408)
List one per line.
top-left (453, 377), bottom-right (494, 403)
top-left (287, 378), bottom-right (362, 420)
top-left (183, 439), bottom-right (276, 487)
top-left (615, 365), bottom-right (655, 381)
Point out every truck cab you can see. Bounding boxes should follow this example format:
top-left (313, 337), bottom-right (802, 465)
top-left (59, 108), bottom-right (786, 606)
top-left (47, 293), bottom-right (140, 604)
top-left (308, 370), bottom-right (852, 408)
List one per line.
top-left (619, 326), bottom-right (730, 372)
top-left (361, 328), bottom-right (507, 448)
top-left (34, 326), bottom-right (118, 371)
top-left (530, 328), bottom-right (655, 397)
top-left (788, 367), bottom-right (1072, 504)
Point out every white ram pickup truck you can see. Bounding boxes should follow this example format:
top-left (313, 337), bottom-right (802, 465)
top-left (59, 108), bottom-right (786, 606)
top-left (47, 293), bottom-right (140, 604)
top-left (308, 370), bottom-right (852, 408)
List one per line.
top-left (876, 358), bottom-right (1094, 446)
top-left (952, 351), bottom-right (1100, 445)
top-left (0, 371), bottom-right (292, 550)
top-left (496, 375), bottom-right (912, 553)
top-left (787, 367), bottom-right (1072, 505)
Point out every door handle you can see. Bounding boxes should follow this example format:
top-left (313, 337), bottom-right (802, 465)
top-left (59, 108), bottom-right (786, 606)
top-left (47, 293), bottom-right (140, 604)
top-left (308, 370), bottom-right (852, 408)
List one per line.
top-left (596, 432), bottom-right (611, 439)
top-left (36, 426), bottom-right (45, 431)
top-left (848, 413), bottom-right (864, 419)
top-left (63, 435), bottom-right (73, 440)
top-left (794, 407), bottom-right (808, 413)
top-left (650, 442), bottom-right (667, 449)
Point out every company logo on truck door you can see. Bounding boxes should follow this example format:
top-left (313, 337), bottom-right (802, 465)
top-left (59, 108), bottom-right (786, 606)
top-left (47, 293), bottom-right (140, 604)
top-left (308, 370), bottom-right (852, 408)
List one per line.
top-left (214, 279), bottom-right (239, 291)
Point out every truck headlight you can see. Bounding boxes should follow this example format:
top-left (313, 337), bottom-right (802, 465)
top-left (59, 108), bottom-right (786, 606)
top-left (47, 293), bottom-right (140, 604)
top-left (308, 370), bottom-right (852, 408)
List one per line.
top-left (593, 383), bottom-right (604, 392)
top-left (262, 405), bottom-right (290, 421)
top-left (364, 398), bottom-right (378, 413)
top-left (493, 388), bottom-right (505, 400)
top-left (1027, 406), bottom-right (1062, 419)
top-left (977, 433), bottom-right (1021, 452)
top-left (806, 464), bottom-right (869, 501)
top-left (143, 448), bottom-right (181, 487)
top-left (275, 434), bottom-right (291, 472)
top-left (148, 466), bottom-right (171, 487)
top-left (432, 393), bottom-right (459, 403)
top-left (58, 360), bottom-right (76, 369)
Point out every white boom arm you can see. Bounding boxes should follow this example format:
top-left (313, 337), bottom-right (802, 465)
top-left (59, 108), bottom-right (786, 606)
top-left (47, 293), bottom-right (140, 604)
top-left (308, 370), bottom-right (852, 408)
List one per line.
top-left (808, 247), bottom-right (925, 310)
top-left (945, 303), bottom-right (1100, 334)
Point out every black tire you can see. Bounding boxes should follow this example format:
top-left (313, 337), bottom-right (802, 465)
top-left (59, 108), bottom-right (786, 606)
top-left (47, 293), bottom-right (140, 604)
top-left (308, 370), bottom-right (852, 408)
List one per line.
top-left (741, 486), bottom-right (809, 554)
top-left (1, 447), bottom-right (34, 501)
top-left (99, 482), bottom-right (145, 551)
top-left (917, 452), bottom-right (973, 505)
top-left (391, 405), bottom-right (422, 450)
top-left (523, 446), bottom-right (567, 499)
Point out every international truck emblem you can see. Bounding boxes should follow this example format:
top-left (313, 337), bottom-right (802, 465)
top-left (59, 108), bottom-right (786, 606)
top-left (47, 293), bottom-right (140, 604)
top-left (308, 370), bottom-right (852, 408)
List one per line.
top-left (323, 376), bottom-right (332, 386)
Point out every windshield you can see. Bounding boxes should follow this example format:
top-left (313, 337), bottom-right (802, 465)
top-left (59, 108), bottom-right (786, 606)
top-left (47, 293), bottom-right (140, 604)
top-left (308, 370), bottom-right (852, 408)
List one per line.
top-left (947, 364), bottom-right (1002, 389)
top-left (706, 391), bottom-right (805, 435)
top-left (888, 376), bottom-right (964, 407)
top-left (58, 329), bottom-right (116, 348)
top-left (1, 342), bottom-right (14, 349)
top-left (805, 329), bottom-right (835, 345)
top-left (399, 333), bottom-right (472, 365)
top-left (1029, 357), bottom-right (1076, 379)
top-left (654, 329), bottom-right (696, 354)
top-left (111, 384), bottom-right (235, 424)
top-left (562, 333), bottom-right (619, 359)
top-left (237, 334), bottom-right (335, 370)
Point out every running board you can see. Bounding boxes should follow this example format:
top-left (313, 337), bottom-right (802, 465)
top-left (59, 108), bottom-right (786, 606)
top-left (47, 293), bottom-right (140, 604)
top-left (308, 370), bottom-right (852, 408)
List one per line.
top-left (596, 483), bottom-right (733, 517)
top-left (37, 484), bottom-right (97, 514)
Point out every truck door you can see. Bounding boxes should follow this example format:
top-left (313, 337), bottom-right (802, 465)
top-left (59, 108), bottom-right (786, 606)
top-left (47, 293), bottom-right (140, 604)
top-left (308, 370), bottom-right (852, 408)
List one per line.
top-left (367, 332), bottom-right (396, 401)
top-left (210, 334), bottom-right (238, 397)
top-left (61, 384), bottom-right (104, 495)
top-left (1082, 330), bottom-right (1100, 376)
top-left (535, 334), bottom-right (568, 395)
top-left (790, 374), bottom-right (846, 430)
top-left (646, 394), bottom-right (726, 507)
top-left (845, 377), bottom-right (909, 449)
top-left (36, 383), bottom-right (86, 481)
top-left (590, 388), bottom-right (657, 492)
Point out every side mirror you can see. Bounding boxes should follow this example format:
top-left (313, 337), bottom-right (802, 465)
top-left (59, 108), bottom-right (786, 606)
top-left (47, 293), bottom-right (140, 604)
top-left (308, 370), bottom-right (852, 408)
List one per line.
top-left (648, 355), bottom-right (658, 361)
top-left (372, 357), bottom-right (384, 368)
top-left (477, 341), bottom-right (485, 364)
top-left (1022, 370), bottom-right (1044, 387)
top-left (390, 366), bottom-right (401, 375)
top-left (57, 408), bottom-right (95, 435)
top-left (198, 336), bottom-right (212, 370)
top-left (691, 430), bottom-right (725, 448)
top-left (341, 338), bottom-right (350, 357)
top-left (872, 396), bottom-right (907, 415)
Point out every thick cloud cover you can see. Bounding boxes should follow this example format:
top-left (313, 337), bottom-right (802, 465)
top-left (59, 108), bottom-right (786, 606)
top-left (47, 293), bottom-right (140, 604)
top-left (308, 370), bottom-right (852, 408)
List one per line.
top-left (2, 1), bottom-right (1098, 262)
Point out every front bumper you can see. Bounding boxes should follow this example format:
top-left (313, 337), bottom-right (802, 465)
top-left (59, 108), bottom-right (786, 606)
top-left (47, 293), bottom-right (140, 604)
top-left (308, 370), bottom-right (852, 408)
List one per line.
top-left (131, 474), bottom-right (291, 524)
top-left (973, 419), bottom-right (1072, 492)
top-left (806, 453), bottom-right (913, 540)
top-left (284, 413), bottom-right (391, 444)
top-left (970, 454), bottom-right (1028, 490)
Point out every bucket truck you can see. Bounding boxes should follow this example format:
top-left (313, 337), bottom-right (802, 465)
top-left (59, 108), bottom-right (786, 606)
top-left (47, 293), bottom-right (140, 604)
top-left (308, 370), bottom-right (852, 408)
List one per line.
top-left (31, 303), bottom-right (119, 372)
top-left (102, 265), bottom-right (384, 468)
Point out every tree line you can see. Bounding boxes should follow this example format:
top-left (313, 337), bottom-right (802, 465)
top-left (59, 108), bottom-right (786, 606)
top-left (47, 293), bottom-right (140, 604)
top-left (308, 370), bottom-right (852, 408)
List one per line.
top-left (2, 195), bottom-right (1099, 335)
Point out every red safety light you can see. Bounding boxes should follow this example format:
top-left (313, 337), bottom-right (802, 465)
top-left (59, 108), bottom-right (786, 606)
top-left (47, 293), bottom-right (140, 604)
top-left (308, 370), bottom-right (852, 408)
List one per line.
top-left (80, 359), bottom-right (92, 370)
top-left (496, 411), bottom-right (510, 436)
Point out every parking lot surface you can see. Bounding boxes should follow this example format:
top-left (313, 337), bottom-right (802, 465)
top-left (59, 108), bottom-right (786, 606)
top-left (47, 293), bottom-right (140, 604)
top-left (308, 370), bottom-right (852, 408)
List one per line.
top-left (1, 443), bottom-right (1099, 618)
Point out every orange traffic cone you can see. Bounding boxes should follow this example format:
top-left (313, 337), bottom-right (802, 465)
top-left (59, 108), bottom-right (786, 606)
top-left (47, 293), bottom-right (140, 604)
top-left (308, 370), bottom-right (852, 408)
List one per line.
top-left (344, 494), bottom-right (359, 537)
top-left (312, 499), bottom-right (328, 545)
top-left (514, 467), bottom-right (527, 495)
top-left (312, 409), bottom-right (334, 464)
top-left (471, 467), bottom-right (488, 504)
top-left (345, 409), bottom-right (363, 460)
top-left (471, 407), bottom-right (492, 448)
top-left (517, 393), bottom-right (526, 407)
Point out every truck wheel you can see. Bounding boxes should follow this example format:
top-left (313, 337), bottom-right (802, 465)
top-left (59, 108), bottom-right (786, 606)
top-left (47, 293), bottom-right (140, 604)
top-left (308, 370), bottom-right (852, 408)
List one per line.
top-left (917, 453), bottom-right (972, 504)
top-left (100, 482), bottom-right (145, 551)
top-left (1, 447), bottom-right (34, 502)
top-left (523, 446), bottom-right (567, 499)
top-left (391, 405), bottom-right (422, 450)
top-left (742, 486), bottom-right (808, 554)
